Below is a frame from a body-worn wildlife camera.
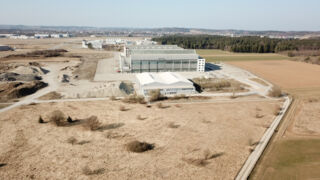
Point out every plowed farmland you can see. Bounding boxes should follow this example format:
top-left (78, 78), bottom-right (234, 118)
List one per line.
top-left (228, 60), bottom-right (320, 90)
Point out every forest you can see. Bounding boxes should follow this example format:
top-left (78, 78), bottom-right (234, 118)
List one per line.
top-left (152, 35), bottom-right (320, 53)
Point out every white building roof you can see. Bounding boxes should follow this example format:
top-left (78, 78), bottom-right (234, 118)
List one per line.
top-left (131, 54), bottom-right (199, 61)
top-left (136, 72), bottom-right (193, 88)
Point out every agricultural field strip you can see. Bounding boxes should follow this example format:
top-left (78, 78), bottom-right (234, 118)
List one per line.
top-left (235, 96), bottom-right (292, 180)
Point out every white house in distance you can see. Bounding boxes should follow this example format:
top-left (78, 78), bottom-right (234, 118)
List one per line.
top-left (136, 72), bottom-right (196, 96)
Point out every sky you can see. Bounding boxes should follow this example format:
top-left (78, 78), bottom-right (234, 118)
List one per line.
top-left (0, 0), bottom-right (320, 31)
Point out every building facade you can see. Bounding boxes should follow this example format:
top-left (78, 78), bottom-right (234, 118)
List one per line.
top-left (121, 45), bottom-right (205, 73)
top-left (136, 72), bottom-right (196, 96)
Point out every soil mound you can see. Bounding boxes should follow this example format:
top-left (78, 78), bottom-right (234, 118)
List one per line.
top-left (0, 81), bottom-right (48, 102)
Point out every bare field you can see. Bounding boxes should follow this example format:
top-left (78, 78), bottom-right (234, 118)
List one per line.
top-left (0, 99), bottom-right (279, 179)
top-left (228, 60), bottom-right (320, 89)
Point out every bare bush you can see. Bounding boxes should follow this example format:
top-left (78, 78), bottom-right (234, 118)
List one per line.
top-left (119, 105), bottom-right (129, 111)
top-left (274, 105), bottom-right (282, 116)
top-left (122, 93), bottom-right (146, 104)
top-left (136, 115), bottom-right (147, 120)
top-left (183, 149), bottom-right (224, 167)
top-left (255, 113), bottom-right (264, 118)
top-left (110, 96), bottom-right (116, 101)
top-left (203, 149), bottom-right (225, 160)
top-left (157, 103), bottom-right (170, 109)
top-left (167, 122), bottom-right (180, 128)
top-left (84, 116), bottom-right (102, 131)
top-left (38, 116), bottom-right (45, 123)
top-left (149, 89), bottom-right (166, 102)
top-left (67, 137), bottom-right (78, 145)
top-left (82, 166), bottom-right (105, 176)
top-left (50, 110), bottom-right (66, 126)
top-left (269, 86), bottom-right (282, 97)
top-left (126, 140), bottom-right (154, 153)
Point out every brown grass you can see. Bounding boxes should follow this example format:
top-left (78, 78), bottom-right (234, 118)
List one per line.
top-left (82, 166), bottom-right (105, 176)
top-left (250, 78), bottom-right (268, 86)
top-left (126, 140), bottom-right (154, 153)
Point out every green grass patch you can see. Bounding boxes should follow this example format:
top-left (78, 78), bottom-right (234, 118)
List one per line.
top-left (196, 49), bottom-right (289, 62)
top-left (203, 55), bottom-right (288, 62)
top-left (252, 139), bottom-right (320, 180)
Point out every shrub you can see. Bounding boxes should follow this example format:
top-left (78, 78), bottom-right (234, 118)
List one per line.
top-left (38, 116), bottom-right (45, 123)
top-left (168, 122), bottom-right (180, 128)
top-left (136, 115), bottom-right (147, 120)
top-left (269, 86), bottom-right (282, 97)
top-left (82, 166), bottom-right (105, 176)
top-left (274, 105), bottom-right (282, 116)
top-left (122, 93), bottom-right (146, 104)
top-left (84, 116), bottom-right (102, 131)
top-left (126, 140), bottom-right (154, 153)
top-left (119, 81), bottom-right (134, 95)
top-left (255, 113), bottom-right (264, 118)
top-left (149, 89), bottom-right (165, 102)
top-left (50, 110), bottom-right (66, 126)
top-left (67, 137), bottom-right (78, 145)
top-left (119, 105), bottom-right (128, 111)
top-left (157, 103), bottom-right (169, 109)
top-left (110, 96), bottom-right (116, 101)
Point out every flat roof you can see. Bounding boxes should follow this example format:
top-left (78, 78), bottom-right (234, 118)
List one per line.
top-left (131, 54), bottom-right (199, 61)
top-left (127, 45), bottom-right (182, 50)
top-left (130, 49), bottom-right (196, 55)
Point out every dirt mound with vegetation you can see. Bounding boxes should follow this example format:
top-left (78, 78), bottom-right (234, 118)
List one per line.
top-left (0, 81), bottom-right (48, 102)
top-left (2, 49), bottom-right (68, 59)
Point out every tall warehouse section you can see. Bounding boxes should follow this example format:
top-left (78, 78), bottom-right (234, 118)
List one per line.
top-left (120, 45), bottom-right (205, 73)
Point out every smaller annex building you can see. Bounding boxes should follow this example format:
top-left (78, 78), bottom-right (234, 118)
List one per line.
top-left (136, 72), bottom-right (195, 96)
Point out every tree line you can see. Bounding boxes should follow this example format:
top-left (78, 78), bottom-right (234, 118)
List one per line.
top-left (152, 35), bottom-right (320, 53)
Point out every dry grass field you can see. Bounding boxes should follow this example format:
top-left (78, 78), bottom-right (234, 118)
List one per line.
top-left (228, 60), bottom-right (320, 89)
top-left (0, 99), bottom-right (280, 179)
top-left (228, 60), bottom-right (320, 180)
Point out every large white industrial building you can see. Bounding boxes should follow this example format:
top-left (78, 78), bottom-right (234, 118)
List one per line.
top-left (136, 72), bottom-right (196, 96)
top-left (120, 45), bottom-right (206, 73)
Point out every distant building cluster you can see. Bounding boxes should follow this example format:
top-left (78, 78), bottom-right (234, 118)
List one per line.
top-left (120, 44), bottom-right (205, 73)
top-left (82, 38), bottom-right (156, 49)
top-left (0, 33), bottom-right (72, 39)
